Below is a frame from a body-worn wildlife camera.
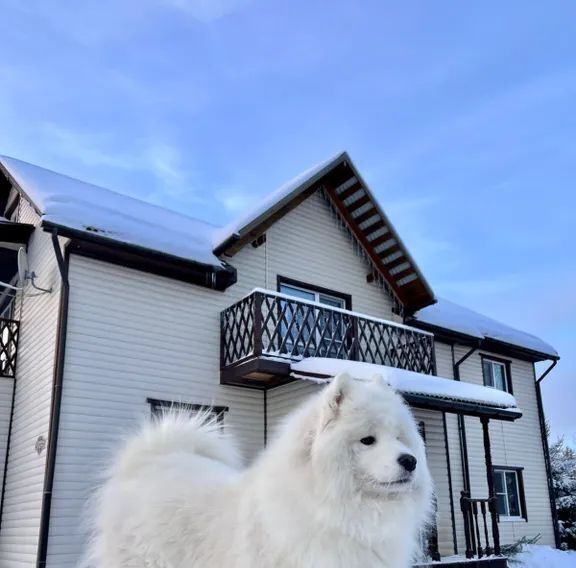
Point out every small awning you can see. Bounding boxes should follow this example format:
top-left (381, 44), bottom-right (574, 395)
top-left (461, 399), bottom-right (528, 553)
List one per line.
top-left (290, 358), bottom-right (522, 421)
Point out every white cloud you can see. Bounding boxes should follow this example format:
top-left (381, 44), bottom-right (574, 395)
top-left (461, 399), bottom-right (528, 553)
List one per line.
top-left (215, 187), bottom-right (255, 213)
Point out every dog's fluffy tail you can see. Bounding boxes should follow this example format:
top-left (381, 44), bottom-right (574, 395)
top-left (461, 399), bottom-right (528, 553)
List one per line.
top-left (80, 410), bottom-right (241, 568)
top-left (113, 409), bottom-right (242, 479)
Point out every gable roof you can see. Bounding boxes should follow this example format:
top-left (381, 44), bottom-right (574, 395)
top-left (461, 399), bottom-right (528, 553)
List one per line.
top-left (411, 298), bottom-right (558, 361)
top-left (0, 153), bottom-right (559, 360)
top-left (214, 151), bottom-right (436, 313)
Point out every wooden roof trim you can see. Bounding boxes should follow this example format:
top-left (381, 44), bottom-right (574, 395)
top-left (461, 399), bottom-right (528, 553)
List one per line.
top-left (323, 183), bottom-right (406, 301)
top-left (338, 182), bottom-right (363, 202)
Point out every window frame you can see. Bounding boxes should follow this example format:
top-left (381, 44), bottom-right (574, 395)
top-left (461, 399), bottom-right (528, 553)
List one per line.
top-left (276, 276), bottom-right (352, 310)
top-left (481, 354), bottom-right (513, 394)
top-left (492, 466), bottom-right (527, 521)
top-left (147, 398), bottom-right (229, 423)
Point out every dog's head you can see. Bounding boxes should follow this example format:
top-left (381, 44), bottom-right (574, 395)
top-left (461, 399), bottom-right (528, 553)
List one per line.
top-left (310, 373), bottom-right (430, 500)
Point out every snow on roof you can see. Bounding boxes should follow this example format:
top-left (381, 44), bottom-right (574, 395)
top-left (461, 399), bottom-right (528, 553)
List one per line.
top-left (0, 155), bottom-right (223, 267)
top-left (212, 151), bottom-right (347, 248)
top-left (290, 358), bottom-right (520, 411)
top-left (413, 298), bottom-right (558, 358)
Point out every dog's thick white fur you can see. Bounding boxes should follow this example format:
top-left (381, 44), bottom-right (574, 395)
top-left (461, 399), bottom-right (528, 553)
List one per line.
top-left (86, 374), bottom-right (433, 567)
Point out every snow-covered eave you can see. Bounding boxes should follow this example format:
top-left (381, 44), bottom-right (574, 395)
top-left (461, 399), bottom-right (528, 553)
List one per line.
top-left (43, 220), bottom-right (238, 291)
top-left (0, 158), bottom-right (43, 216)
top-left (411, 319), bottom-right (559, 363)
top-left (291, 358), bottom-right (523, 422)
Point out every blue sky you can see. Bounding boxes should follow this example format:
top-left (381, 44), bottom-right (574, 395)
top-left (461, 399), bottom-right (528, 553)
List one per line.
top-left (1, 0), bottom-right (574, 441)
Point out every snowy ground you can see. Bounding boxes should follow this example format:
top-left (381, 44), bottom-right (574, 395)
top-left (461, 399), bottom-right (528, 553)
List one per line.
top-left (512, 545), bottom-right (576, 567)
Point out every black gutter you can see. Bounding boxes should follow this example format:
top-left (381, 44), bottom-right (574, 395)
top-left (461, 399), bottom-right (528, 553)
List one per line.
top-left (535, 359), bottom-right (561, 548)
top-left (405, 393), bottom-right (521, 421)
top-left (410, 320), bottom-right (559, 364)
top-left (213, 233), bottom-right (240, 257)
top-left (41, 221), bottom-right (237, 292)
top-left (442, 412), bottom-right (458, 555)
top-left (537, 359), bottom-right (558, 384)
top-left (37, 230), bottom-right (69, 568)
top-left (263, 390), bottom-right (268, 447)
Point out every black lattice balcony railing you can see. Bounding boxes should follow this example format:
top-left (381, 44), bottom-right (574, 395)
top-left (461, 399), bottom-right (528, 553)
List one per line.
top-left (221, 289), bottom-right (435, 375)
top-left (0, 318), bottom-right (19, 378)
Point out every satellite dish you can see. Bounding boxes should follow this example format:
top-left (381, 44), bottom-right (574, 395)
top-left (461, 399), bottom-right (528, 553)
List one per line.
top-left (17, 248), bottom-right (29, 287)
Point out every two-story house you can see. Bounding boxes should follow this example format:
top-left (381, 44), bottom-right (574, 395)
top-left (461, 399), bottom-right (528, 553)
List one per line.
top-left (0, 152), bottom-right (560, 567)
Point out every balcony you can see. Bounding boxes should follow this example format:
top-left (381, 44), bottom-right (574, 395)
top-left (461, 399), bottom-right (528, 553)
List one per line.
top-left (220, 289), bottom-right (435, 388)
top-left (0, 318), bottom-right (19, 378)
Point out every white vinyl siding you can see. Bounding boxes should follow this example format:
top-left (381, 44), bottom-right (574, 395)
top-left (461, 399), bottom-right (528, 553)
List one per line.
top-left (45, 256), bottom-right (265, 567)
top-left (412, 409), bottom-right (454, 557)
top-left (0, 378), bottom-right (14, 502)
top-left (455, 347), bottom-right (555, 547)
top-left (433, 342), bottom-right (465, 556)
top-left (264, 191), bottom-right (396, 320)
top-left (0, 199), bottom-right (64, 567)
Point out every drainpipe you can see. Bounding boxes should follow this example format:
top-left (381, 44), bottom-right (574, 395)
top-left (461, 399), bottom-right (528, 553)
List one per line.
top-left (37, 230), bottom-right (69, 568)
top-left (452, 343), bottom-right (481, 494)
top-left (535, 358), bottom-right (561, 548)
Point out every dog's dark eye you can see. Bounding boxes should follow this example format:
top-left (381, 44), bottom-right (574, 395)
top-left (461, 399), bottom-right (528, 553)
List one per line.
top-left (360, 436), bottom-right (376, 446)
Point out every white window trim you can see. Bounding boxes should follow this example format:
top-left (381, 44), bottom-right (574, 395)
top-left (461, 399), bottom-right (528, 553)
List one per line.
top-left (278, 282), bottom-right (346, 308)
top-left (494, 468), bottom-right (524, 520)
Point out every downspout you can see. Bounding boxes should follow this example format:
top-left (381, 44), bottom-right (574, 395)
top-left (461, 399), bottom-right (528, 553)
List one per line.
top-left (535, 359), bottom-right (561, 548)
top-left (452, 343), bottom-right (481, 494)
top-left (263, 390), bottom-right (268, 447)
top-left (37, 230), bottom-right (69, 568)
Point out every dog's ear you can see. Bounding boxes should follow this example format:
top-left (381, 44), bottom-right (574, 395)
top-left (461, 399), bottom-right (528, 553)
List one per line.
top-left (371, 373), bottom-right (391, 388)
top-left (320, 373), bottom-right (353, 427)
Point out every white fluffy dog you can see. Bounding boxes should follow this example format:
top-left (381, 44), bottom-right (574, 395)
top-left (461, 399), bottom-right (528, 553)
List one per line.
top-left (86, 374), bottom-right (433, 567)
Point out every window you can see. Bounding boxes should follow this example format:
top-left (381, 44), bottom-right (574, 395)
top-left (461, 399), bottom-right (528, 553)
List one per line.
top-left (493, 467), bottom-right (526, 520)
top-left (147, 398), bottom-right (228, 423)
top-left (278, 282), bottom-right (348, 309)
top-left (482, 357), bottom-right (511, 393)
top-left (277, 278), bottom-right (351, 357)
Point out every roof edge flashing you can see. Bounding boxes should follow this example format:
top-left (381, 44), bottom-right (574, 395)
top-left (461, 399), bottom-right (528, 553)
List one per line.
top-left (44, 221), bottom-right (237, 291)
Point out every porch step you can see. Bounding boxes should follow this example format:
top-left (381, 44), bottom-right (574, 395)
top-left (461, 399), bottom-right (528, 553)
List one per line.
top-left (414, 558), bottom-right (507, 568)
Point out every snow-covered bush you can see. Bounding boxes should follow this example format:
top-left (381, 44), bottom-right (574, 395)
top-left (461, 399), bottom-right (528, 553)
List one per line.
top-left (550, 437), bottom-right (576, 550)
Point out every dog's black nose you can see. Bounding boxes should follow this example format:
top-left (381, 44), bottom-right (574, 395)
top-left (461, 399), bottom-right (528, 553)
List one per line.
top-left (398, 454), bottom-right (417, 472)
